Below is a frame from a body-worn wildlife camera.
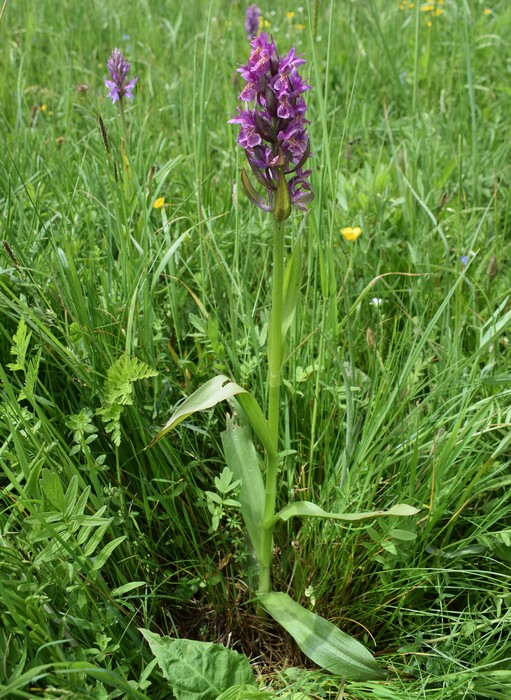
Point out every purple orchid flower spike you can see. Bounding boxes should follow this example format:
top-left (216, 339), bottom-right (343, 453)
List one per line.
top-left (229, 33), bottom-right (313, 220)
top-left (105, 48), bottom-right (138, 104)
top-left (245, 4), bottom-right (261, 39)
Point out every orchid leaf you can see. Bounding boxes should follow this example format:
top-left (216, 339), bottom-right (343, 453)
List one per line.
top-left (275, 501), bottom-right (420, 524)
top-left (258, 593), bottom-right (386, 680)
top-left (147, 375), bottom-right (246, 448)
top-left (147, 376), bottom-right (276, 459)
top-left (221, 411), bottom-right (265, 556)
top-left (235, 392), bottom-right (277, 460)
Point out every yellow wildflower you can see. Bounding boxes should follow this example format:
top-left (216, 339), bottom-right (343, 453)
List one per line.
top-left (341, 226), bottom-right (362, 241)
top-left (483, 8), bottom-right (492, 15)
top-left (153, 197), bottom-right (165, 209)
top-left (40, 104), bottom-right (48, 112)
top-left (287, 11), bottom-right (295, 20)
top-left (420, 3), bottom-right (434, 11)
top-left (295, 23), bottom-right (305, 30)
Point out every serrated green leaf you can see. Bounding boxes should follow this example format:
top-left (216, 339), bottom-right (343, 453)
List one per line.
top-left (7, 316), bottom-right (31, 372)
top-left (18, 349), bottom-right (41, 400)
top-left (275, 501), bottom-right (420, 524)
top-left (258, 593), bottom-right (386, 681)
top-left (140, 629), bottom-right (255, 700)
top-left (97, 355), bottom-right (158, 446)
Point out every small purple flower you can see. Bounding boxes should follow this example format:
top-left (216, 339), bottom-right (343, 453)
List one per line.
top-left (460, 255), bottom-right (469, 267)
top-left (105, 48), bottom-right (138, 104)
top-left (245, 5), bottom-right (261, 39)
top-left (229, 33), bottom-right (313, 220)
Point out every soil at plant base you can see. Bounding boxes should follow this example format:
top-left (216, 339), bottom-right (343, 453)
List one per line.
top-left (172, 596), bottom-right (312, 676)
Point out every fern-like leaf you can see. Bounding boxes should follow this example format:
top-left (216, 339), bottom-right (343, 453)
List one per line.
top-left (97, 355), bottom-right (158, 446)
top-left (7, 317), bottom-right (31, 372)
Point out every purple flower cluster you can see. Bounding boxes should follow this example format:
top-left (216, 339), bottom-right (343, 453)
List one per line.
top-left (105, 48), bottom-right (138, 104)
top-left (245, 4), bottom-right (260, 39)
top-left (229, 33), bottom-right (313, 219)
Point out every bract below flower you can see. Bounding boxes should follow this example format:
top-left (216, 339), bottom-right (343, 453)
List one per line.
top-left (341, 226), bottom-right (362, 241)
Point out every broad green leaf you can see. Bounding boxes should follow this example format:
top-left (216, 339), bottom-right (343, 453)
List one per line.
top-left (40, 468), bottom-right (65, 511)
top-left (140, 629), bottom-right (255, 700)
top-left (258, 593), bottom-right (385, 681)
top-left (147, 375), bottom-right (247, 447)
top-left (147, 376), bottom-right (276, 460)
top-left (221, 413), bottom-right (265, 556)
top-left (275, 501), bottom-right (420, 524)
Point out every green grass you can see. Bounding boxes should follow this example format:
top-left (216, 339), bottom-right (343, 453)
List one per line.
top-left (1, 0), bottom-right (511, 697)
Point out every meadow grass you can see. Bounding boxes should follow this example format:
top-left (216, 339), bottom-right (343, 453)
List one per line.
top-left (1, 0), bottom-right (511, 697)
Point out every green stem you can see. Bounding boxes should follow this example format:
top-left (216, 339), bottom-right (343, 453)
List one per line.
top-left (119, 98), bottom-right (128, 139)
top-left (268, 220), bottom-right (284, 443)
top-left (258, 218), bottom-right (285, 598)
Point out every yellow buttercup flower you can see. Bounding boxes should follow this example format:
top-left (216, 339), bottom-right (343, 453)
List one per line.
top-left (287, 11), bottom-right (295, 20)
top-left (483, 8), bottom-right (492, 15)
top-left (153, 197), bottom-right (165, 209)
top-left (40, 104), bottom-right (48, 112)
top-left (341, 226), bottom-right (362, 241)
